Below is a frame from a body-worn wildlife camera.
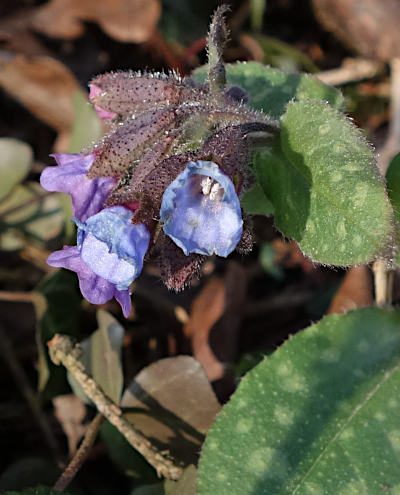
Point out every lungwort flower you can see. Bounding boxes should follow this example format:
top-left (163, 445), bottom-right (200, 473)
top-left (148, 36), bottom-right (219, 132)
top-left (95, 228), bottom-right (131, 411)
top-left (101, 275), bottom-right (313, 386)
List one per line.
top-left (160, 160), bottom-right (243, 257)
top-left (40, 153), bottom-right (150, 316)
top-left (47, 206), bottom-right (149, 317)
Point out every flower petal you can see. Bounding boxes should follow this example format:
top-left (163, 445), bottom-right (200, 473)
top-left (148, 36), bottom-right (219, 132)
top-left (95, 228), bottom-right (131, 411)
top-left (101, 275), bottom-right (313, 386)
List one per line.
top-left (75, 206), bottom-right (150, 289)
top-left (47, 245), bottom-right (131, 316)
top-left (160, 161), bottom-right (243, 257)
top-left (40, 153), bottom-right (115, 221)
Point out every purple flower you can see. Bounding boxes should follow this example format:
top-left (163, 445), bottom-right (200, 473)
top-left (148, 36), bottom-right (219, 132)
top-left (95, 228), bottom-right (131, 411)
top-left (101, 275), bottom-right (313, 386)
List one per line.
top-left (47, 206), bottom-right (150, 317)
top-left (160, 160), bottom-right (243, 257)
top-left (40, 153), bottom-right (115, 221)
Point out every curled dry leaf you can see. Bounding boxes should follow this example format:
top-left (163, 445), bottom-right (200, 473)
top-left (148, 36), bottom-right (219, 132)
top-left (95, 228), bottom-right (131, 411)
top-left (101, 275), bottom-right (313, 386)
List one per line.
top-left (0, 54), bottom-right (84, 150)
top-left (53, 394), bottom-right (86, 457)
top-left (32, 0), bottom-right (161, 43)
top-left (327, 265), bottom-right (373, 314)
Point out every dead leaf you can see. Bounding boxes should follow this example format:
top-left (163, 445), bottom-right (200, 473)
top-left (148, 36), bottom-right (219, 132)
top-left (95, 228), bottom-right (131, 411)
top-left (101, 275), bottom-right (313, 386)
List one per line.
top-left (0, 9), bottom-right (49, 56)
top-left (32, 0), bottom-right (161, 43)
top-left (184, 277), bottom-right (225, 382)
top-left (121, 356), bottom-right (220, 466)
top-left (272, 238), bottom-right (314, 272)
top-left (327, 265), bottom-right (373, 314)
top-left (0, 54), bottom-right (84, 151)
top-left (53, 394), bottom-right (86, 456)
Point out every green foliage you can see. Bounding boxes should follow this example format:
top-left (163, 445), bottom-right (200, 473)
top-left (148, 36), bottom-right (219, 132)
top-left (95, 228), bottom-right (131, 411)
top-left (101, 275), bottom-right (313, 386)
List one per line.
top-left (192, 62), bottom-right (344, 119)
top-left (0, 182), bottom-right (64, 250)
top-left (241, 183), bottom-right (274, 216)
top-left (68, 91), bottom-right (103, 153)
top-left (385, 152), bottom-right (400, 265)
top-left (0, 459), bottom-right (60, 492)
top-left (34, 269), bottom-right (82, 396)
top-left (249, 0), bottom-right (266, 32)
top-left (68, 310), bottom-right (125, 404)
top-left (256, 101), bottom-right (393, 265)
top-left (198, 307), bottom-right (400, 494)
top-left (0, 138), bottom-right (32, 202)
top-left (101, 422), bottom-right (158, 482)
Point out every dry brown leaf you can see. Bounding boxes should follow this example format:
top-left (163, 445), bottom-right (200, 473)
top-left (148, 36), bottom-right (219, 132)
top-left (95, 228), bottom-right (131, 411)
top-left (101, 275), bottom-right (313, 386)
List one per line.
top-left (0, 10), bottom-right (49, 56)
top-left (0, 54), bottom-right (84, 150)
top-left (327, 265), bottom-right (373, 314)
top-left (32, 0), bottom-right (161, 43)
top-left (184, 277), bottom-right (226, 382)
top-left (272, 238), bottom-right (314, 273)
top-left (121, 356), bottom-right (221, 466)
top-left (53, 394), bottom-right (86, 457)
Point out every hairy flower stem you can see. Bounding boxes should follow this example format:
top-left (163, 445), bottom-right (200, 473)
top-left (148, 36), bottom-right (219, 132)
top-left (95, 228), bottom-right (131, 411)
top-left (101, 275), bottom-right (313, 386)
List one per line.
top-left (207, 5), bottom-right (229, 96)
top-left (372, 259), bottom-right (393, 306)
top-left (48, 334), bottom-right (182, 480)
top-left (53, 413), bottom-right (105, 491)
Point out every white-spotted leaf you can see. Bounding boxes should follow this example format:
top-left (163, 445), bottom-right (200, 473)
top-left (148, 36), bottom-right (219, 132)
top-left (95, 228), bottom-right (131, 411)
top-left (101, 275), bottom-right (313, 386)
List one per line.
top-left (198, 307), bottom-right (400, 494)
top-left (255, 101), bottom-right (393, 265)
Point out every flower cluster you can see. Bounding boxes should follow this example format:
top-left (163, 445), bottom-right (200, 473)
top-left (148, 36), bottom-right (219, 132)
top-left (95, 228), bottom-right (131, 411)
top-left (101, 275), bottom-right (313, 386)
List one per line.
top-left (40, 9), bottom-right (276, 315)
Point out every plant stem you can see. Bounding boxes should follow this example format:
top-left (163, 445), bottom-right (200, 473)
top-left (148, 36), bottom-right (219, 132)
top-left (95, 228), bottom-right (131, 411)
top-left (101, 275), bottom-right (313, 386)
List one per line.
top-left (53, 412), bottom-right (104, 491)
top-left (372, 259), bottom-right (393, 307)
top-left (48, 334), bottom-right (182, 480)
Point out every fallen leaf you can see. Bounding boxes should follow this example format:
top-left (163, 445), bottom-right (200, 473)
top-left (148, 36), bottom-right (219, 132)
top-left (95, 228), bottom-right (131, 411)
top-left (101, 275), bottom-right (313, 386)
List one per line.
top-left (0, 9), bottom-right (49, 56)
top-left (53, 394), bottom-right (86, 456)
top-left (327, 265), bottom-right (373, 314)
top-left (121, 356), bottom-right (220, 466)
top-left (272, 238), bottom-right (314, 272)
top-left (0, 54), bottom-right (84, 150)
top-left (32, 0), bottom-right (161, 43)
top-left (184, 277), bottom-right (225, 382)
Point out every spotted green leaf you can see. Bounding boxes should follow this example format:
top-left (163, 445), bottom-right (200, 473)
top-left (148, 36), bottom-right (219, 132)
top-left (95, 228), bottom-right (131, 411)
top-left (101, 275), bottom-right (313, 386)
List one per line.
top-left (198, 307), bottom-right (400, 495)
top-left (255, 100), bottom-right (393, 265)
top-left (192, 61), bottom-right (343, 119)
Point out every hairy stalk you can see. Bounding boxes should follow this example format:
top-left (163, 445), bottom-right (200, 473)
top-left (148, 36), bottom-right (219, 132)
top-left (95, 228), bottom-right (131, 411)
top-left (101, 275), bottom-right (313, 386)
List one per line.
top-left (48, 334), bottom-right (182, 480)
top-left (207, 5), bottom-right (229, 96)
top-left (53, 413), bottom-right (105, 491)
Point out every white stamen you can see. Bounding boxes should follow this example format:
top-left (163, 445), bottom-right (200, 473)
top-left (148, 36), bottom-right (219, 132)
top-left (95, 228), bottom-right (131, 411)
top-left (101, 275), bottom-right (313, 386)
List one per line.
top-left (201, 177), bottom-right (213, 195)
top-left (209, 182), bottom-right (222, 200)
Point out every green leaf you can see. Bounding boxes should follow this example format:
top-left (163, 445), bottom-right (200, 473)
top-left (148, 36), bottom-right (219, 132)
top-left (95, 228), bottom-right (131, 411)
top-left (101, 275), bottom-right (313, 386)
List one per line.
top-left (0, 138), bottom-right (32, 202)
top-left (256, 101), bottom-right (393, 265)
top-left (385, 152), bottom-right (400, 266)
top-left (192, 62), bottom-right (344, 119)
top-left (249, 0), bottom-right (266, 32)
top-left (0, 182), bottom-right (64, 250)
top-left (34, 269), bottom-right (82, 397)
top-left (68, 91), bottom-right (103, 153)
top-left (250, 34), bottom-right (319, 73)
top-left (101, 421), bottom-right (158, 482)
top-left (241, 183), bottom-right (274, 216)
top-left (68, 310), bottom-right (125, 404)
top-left (198, 307), bottom-right (400, 494)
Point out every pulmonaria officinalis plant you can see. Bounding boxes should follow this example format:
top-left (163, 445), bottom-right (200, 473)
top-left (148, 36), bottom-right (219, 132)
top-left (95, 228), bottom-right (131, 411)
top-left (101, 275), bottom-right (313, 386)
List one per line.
top-left (40, 5), bottom-right (276, 313)
top-left (41, 5), bottom-right (394, 317)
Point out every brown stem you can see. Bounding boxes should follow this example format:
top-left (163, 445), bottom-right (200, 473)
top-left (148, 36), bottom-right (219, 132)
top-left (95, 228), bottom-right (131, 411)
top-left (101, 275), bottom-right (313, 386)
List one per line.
top-left (53, 413), bottom-right (105, 491)
top-left (48, 334), bottom-right (182, 480)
